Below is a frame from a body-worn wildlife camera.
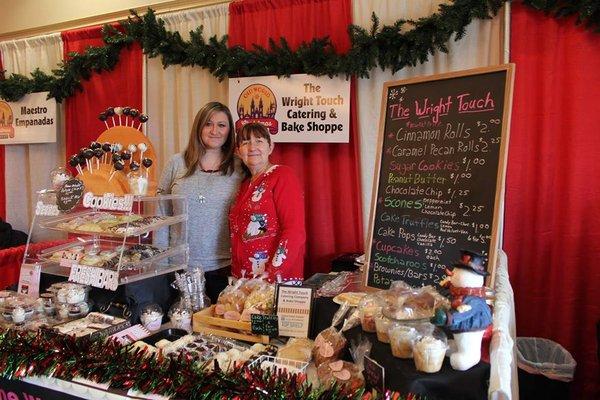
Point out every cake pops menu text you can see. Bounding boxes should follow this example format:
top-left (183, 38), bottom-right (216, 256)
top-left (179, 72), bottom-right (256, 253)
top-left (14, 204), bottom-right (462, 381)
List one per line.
top-left (365, 65), bottom-right (514, 290)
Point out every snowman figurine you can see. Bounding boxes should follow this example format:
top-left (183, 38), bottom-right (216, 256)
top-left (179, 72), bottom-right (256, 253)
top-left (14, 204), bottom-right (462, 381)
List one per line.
top-left (431, 250), bottom-right (492, 371)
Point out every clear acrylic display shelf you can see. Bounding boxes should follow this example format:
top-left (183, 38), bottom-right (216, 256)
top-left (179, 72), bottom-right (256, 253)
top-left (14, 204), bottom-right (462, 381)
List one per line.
top-left (24, 192), bottom-right (189, 289)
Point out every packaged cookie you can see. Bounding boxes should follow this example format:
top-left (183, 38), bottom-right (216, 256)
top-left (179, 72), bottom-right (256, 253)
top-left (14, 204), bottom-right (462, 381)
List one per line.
top-left (313, 327), bottom-right (347, 367)
top-left (317, 360), bottom-right (364, 392)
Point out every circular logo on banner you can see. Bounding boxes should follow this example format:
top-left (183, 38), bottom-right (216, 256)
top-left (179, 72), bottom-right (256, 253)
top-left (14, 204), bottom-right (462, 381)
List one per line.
top-left (0, 101), bottom-right (15, 139)
top-left (235, 84), bottom-right (279, 135)
top-left (57, 179), bottom-right (85, 212)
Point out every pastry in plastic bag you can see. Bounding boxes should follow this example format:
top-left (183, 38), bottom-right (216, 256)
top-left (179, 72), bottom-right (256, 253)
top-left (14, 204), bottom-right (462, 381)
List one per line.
top-left (277, 337), bottom-right (314, 362)
top-left (317, 360), bottom-right (364, 392)
top-left (358, 293), bottom-right (383, 333)
top-left (215, 282), bottom-right (247, 317)
top-left (313, 327), bottom-right (347, 367)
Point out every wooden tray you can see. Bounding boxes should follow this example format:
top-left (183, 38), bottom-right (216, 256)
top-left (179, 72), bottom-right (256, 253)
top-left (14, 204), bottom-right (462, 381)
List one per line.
top-left (193, 305), bottom-right (269, 344)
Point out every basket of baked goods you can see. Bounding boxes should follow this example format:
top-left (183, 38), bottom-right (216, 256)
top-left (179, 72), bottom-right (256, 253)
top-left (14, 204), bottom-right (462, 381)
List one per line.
top-left (193, 278), bottom-right (275, 344)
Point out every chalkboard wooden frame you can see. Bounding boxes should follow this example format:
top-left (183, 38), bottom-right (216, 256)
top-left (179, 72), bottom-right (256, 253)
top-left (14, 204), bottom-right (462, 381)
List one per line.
top-left (364, 64), bottom-right (515, 290)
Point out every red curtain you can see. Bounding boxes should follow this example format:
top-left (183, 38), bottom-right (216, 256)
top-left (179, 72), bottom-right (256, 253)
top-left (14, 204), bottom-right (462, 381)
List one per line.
top-left (506, 3), bottom-right (600, 398)
top-left (62, 26), bottom-right (143, 166)
top-left (228, 0), bottom-right (364, 277)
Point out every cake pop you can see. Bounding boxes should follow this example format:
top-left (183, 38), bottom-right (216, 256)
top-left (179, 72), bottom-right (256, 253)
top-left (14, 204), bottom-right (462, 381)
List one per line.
top-left (93, 148), bottom-right (104, 170)
top-left (109, 160), bottom-right (125, 182)
top-left (98, 112), bottom-right (109, 129)
top-left (106, 107), bottom-right (116, 126)
top-left (138, 142), bottom-right (148, 161)
top-left (69, 155), bottom-right (83, 175)
top-left (82, 148), bottom-right (94, 172)
top-left (102, 142), bottom-right (112, 163)
top-left (142, 157), bottom-right (153, 178)
top-left (114, 107), bottom-right (123, 125)
top-left (129, 109), bottom-right (140, 127)
top-left (123, 107), bottom-right (132, 126)
top-left (137, 114), bottom-right (148, 131)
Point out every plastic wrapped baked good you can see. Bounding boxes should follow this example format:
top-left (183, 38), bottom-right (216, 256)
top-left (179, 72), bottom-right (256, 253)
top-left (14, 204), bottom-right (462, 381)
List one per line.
top-left (317, 360), bottom-right (364, 392)
top-left (358, 293), bottom-right (383, 333)
top-left (242, 283), bottom-right (275, 315)
top-left (374, 315), bottom-right (392, 343)
top-left (277, 337), bottom-right (314, 362)
top-left (313, 327), bottom-right (347, 367)
top-left (413, 328), bottom-right (447, 373)
top-left (215, 281), bottom-right (247, 318)
top-left (382, 283), bottom-right (449, 321)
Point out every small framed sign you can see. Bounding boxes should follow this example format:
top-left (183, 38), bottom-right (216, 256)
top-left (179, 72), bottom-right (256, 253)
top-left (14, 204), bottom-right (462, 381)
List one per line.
top-left (251, 314), bottom-right (279, 337)
top-left (275, 284), bottom-right (314, 338)
top-left (57, 179), bottom-right (84, 212)
top-left (18, 263), bottom-right (41, 297)
top-left (364, 355), bottom-right (385, 394)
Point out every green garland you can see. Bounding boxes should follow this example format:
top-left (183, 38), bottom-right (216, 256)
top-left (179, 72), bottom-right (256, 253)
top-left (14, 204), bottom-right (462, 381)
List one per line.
top-left (0, 328), bottom-right (420, 400)
top-left (0, 0), bottom-right (597, 103)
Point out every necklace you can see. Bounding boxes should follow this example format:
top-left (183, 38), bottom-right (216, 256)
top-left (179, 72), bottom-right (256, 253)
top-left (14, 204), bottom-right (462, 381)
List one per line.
top-left (197, 156), bottom-right (222, 204)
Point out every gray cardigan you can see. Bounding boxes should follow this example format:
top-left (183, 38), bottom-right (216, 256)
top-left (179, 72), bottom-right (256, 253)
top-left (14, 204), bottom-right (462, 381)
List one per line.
top-left (158, 154), bottom-right (244, 271)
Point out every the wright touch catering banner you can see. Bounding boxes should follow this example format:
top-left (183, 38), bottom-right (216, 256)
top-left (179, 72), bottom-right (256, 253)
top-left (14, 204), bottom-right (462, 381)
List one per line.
top-left (229, 74), bottom-right (350, 143)
top-left (0, 92), bottom-right (57, 144)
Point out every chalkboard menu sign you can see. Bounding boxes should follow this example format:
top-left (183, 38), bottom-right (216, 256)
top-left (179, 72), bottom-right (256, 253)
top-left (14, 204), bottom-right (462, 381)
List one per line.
top-left (251, 314), bottom-right (279, 337)
top-left (365, 65), bottom-right (514, 290)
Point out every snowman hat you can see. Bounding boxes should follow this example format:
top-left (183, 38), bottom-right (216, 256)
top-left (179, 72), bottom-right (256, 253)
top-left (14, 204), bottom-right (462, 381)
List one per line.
top-left (452, 249), bottom-right (489, 276)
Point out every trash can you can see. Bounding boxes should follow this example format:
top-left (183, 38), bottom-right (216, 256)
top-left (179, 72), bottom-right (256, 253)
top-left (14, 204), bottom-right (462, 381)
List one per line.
top-left (516, 337), bottom-right (576, 400)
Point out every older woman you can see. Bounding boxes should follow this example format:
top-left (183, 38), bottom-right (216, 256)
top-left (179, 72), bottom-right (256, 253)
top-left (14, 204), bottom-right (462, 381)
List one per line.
top-left (159, 102), bottom-right (244, 302)
top-left (229, 123), bottom-right (305, 283)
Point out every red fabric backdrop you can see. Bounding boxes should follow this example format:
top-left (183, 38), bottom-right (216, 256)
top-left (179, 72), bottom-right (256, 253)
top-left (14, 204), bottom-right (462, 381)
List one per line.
top-left (506, 4), bottom-right (600, 399)
top-left (62, 26), bottom-right (143, 169)
top-left (228, 0), bottom-right (364, 277)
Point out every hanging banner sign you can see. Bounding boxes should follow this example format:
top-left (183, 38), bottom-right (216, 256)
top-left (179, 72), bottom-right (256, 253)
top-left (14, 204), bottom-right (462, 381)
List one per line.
top-left (229, 74), bottom-right (350, 143)
top-left (0, 92), bottom-right (57, 144)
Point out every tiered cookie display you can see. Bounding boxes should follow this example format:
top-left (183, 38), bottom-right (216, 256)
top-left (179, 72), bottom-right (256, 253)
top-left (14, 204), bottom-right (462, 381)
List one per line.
top-left (67, 107), bottom-right (156, 196)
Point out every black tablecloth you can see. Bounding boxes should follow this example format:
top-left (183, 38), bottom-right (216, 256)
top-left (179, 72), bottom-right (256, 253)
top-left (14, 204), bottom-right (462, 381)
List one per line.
top-left (312, 297), bottom-right (490, 400)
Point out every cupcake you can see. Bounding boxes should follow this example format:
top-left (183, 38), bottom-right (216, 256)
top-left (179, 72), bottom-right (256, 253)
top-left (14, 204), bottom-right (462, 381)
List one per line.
top-left (389, 324), bottom-right (420, 358)
top-left (375, 315), bottom-right (392, 343)
top-left (413, 336), bottom-right (447, 373)
top-left (141, 304), bottom-right (163, 331)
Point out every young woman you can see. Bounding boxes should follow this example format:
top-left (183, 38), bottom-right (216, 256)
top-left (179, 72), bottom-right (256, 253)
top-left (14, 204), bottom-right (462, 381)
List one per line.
top-left (229, 123), bottom-right (305, 283)
top-left (159, 102), bottom-right (244, 302)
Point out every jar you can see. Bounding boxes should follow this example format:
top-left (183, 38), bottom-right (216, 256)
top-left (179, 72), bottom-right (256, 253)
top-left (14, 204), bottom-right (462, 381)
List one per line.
top-left (412, 323), bottom-right (448, 373)
top-left (127, 170), bottom-right (148, 196)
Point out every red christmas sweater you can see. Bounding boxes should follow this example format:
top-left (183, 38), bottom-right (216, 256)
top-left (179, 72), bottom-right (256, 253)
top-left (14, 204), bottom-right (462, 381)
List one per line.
top-left (229, 165), bottom-right (305, 283)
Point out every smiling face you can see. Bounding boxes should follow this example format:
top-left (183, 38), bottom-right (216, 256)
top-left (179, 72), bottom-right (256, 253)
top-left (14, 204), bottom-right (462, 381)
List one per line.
top-left (236, 123), bottom-right (274, 176)
top-left (200, 111), bottom-right (230, 150)
top-left (238, 133), bottom-right (273, 173)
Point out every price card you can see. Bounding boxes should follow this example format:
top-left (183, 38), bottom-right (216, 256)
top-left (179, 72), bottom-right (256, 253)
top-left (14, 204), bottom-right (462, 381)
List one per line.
top-left (251, 314), bottom-right (279, 337)
top-left (364, 355), bottom-right (385, 394)
top-left (18, 263), bottom-right (41, 297)
top-left (275, 285), bottom-right (314, 338)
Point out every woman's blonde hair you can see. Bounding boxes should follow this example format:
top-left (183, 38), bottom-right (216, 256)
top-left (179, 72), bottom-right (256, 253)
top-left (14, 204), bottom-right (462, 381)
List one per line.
top-left (183, 102), bottom-right (235, 177)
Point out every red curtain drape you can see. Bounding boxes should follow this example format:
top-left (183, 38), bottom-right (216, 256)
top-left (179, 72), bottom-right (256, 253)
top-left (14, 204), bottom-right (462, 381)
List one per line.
top-left (228, 0), bottom-right (364, 277)
top-left (0, 55), bottom-right (6, 220)
top-left (506, 3), bottom-right (600, 399)
top-left (62, 26), bottom-right (143, 167)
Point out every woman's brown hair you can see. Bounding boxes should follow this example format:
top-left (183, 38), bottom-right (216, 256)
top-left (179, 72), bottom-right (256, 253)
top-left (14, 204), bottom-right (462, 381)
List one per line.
top-left (183, 102), bottom-right (235, 178)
